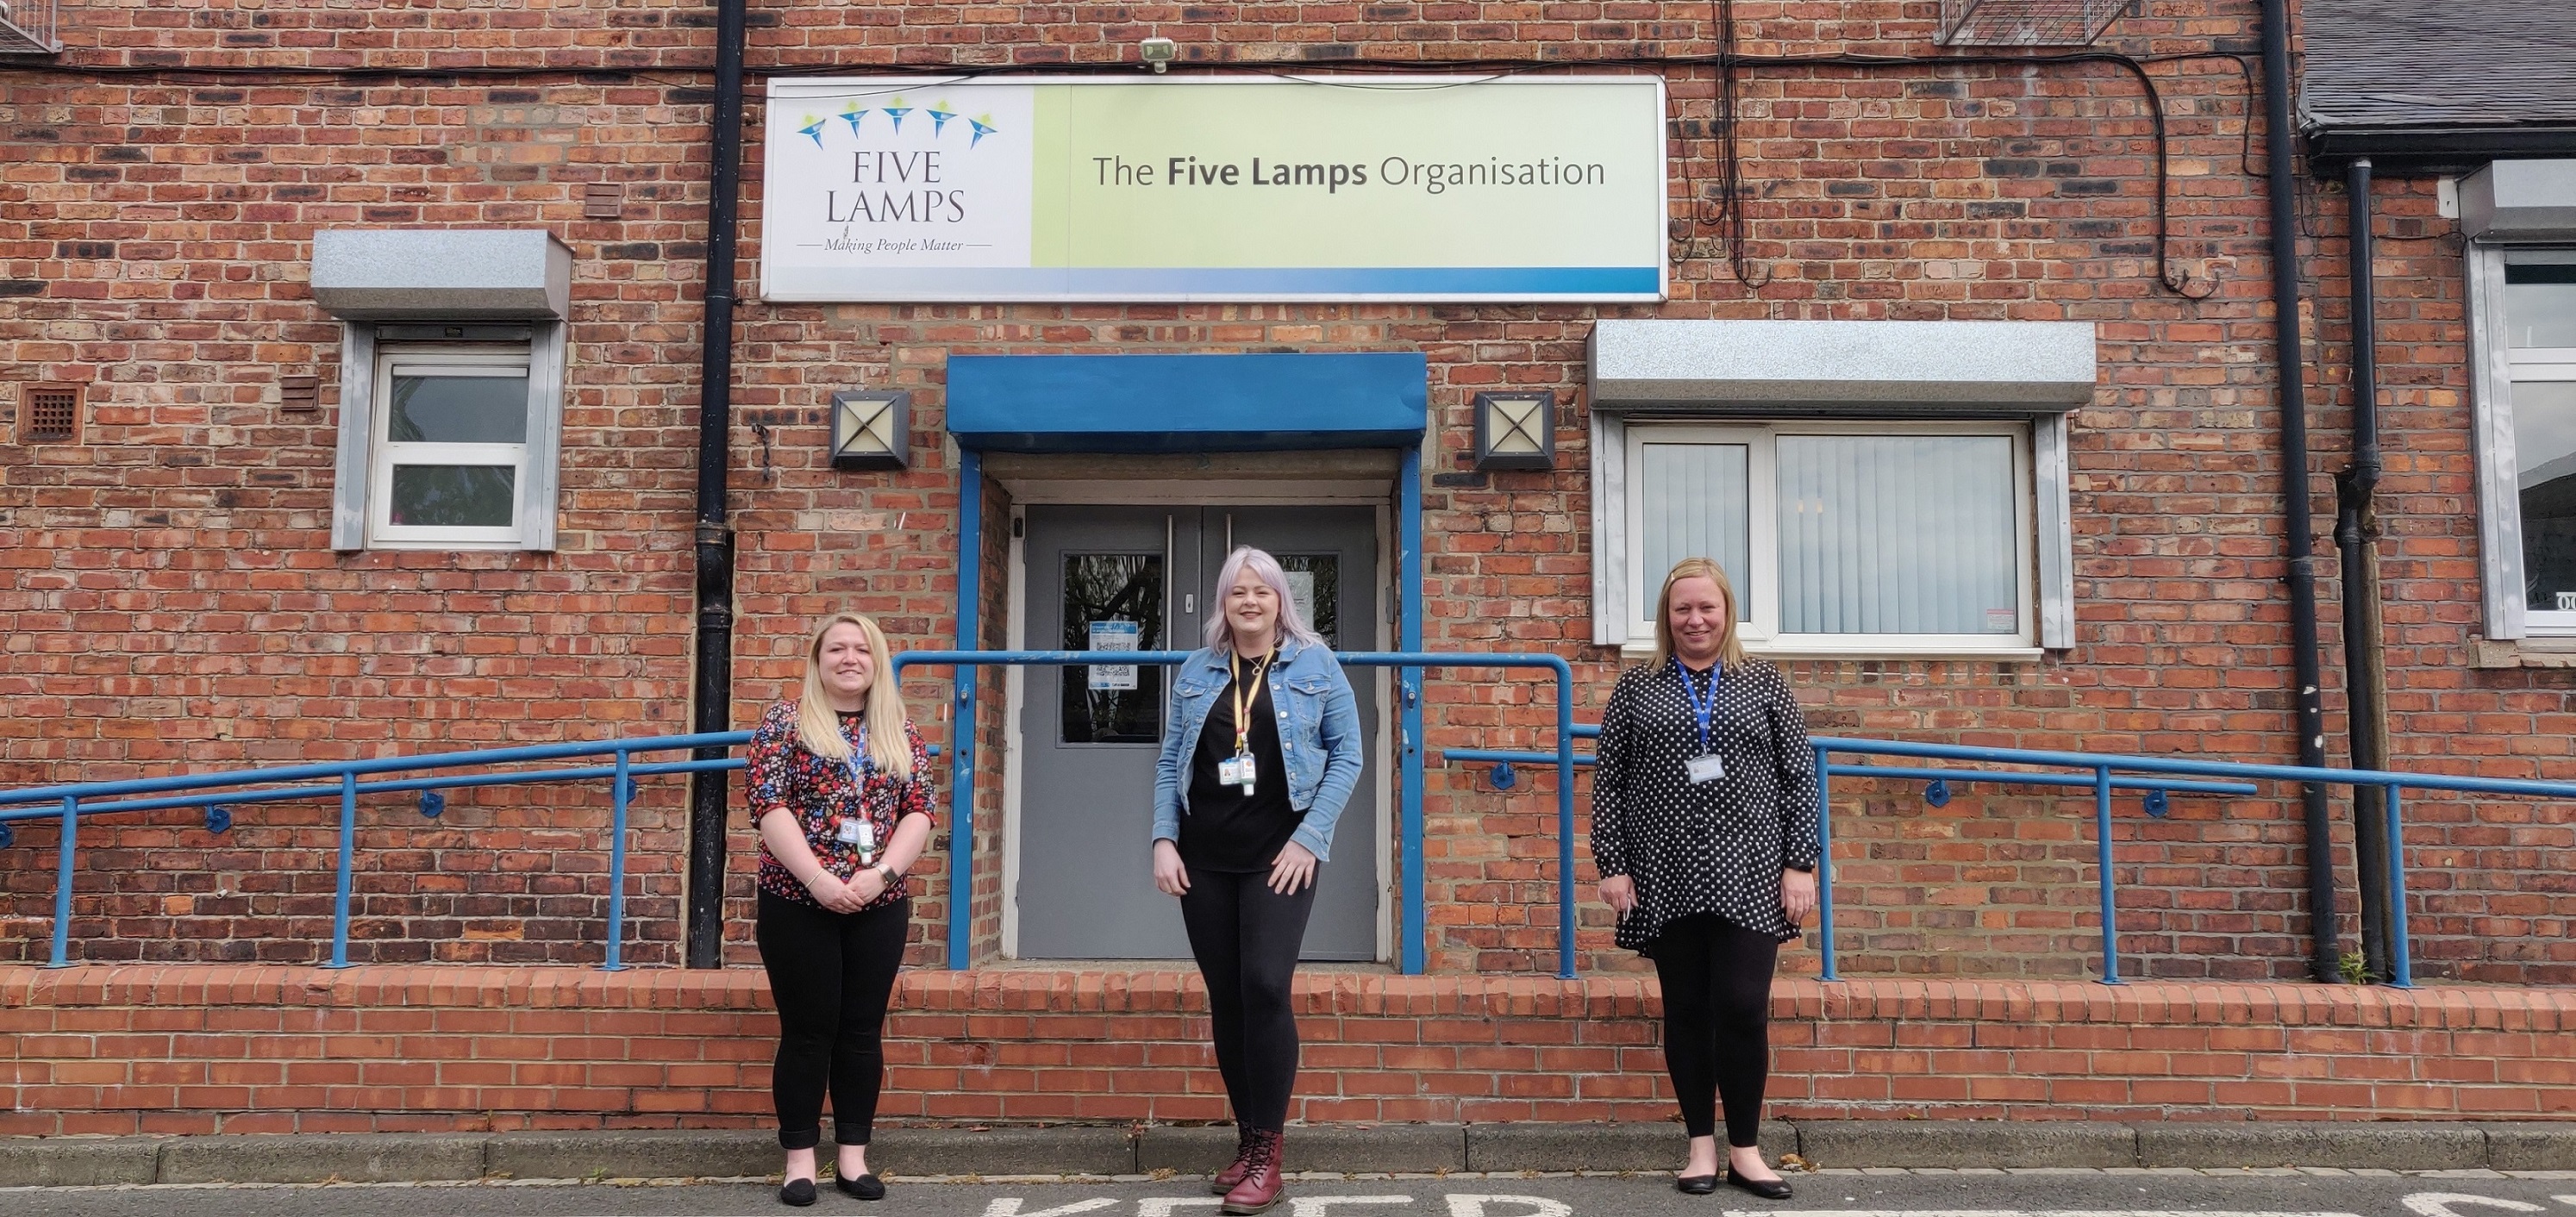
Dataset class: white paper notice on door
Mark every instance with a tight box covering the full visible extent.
[1285,571,1316,631]
[1087,619,1140,690]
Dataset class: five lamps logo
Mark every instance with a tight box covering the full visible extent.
[794,95,999,228]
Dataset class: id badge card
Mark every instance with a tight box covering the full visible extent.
[1217,752,1258,794]
[834,816,871,847]
[1685,753,1726,784]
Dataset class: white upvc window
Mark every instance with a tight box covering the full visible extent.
[2473,247,2576,636]
[368,346,535,546]
[329,321,566,552]
[1616,420,2040,656]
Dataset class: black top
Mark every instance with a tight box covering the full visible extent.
[1589,657,1821,951]
[1180,652,1297,873]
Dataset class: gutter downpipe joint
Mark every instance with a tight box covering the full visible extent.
[685,0,748,969]
[2262,0,2342,983]
[2335,157,2396,981]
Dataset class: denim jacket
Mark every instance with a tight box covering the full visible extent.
[1151,636,1364,864]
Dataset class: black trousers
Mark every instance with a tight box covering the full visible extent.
[1177,868,1318,1133]
[754,889,910,1150]
[1649,914,1781,1146]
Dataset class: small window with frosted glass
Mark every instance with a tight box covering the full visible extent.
[1626,422,2035,652]
[367,347,535,547]
[2504,250,2576,630]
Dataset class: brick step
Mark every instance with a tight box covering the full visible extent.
[4,966,2570,1135]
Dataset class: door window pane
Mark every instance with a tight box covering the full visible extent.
[388,465,517,527]
[2514,377,2576,612]
[1776,434,2019,634]
[1060,553,1165,744]
[389,369,530,443]
[1274,554,1340,646]
[1638,441,1753,620]
[2504,255,2576,349]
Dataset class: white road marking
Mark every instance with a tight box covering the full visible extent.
[1137,1200,1225,1217]
[1445,1196,1574,1217]
[982,1199,1122,1217]
[2404,1196,2548,1217]
[1289,1195,1413,1216]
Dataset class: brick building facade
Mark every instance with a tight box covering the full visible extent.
[3,0,2572,1002]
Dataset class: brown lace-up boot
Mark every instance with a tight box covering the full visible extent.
[1210,1125,1256,1195]
[1221,1128,1285,1214]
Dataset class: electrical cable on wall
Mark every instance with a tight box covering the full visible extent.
[4,35,2257,300]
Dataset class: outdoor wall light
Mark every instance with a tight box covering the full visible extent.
[1141,36,1178,72]
[1471,390,1555,471]
[830,389,910,471]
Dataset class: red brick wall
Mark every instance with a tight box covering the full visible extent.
[3,0,2571,983]
[2,964,2568,1135]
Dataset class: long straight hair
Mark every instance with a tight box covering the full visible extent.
[794,612,915,781]
[1651,557,1748,668]
[1203,546,1327,652]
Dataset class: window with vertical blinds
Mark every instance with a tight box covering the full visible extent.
[1627,422,2035,651]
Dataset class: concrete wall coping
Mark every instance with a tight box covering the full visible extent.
[1,1122,2569,1185]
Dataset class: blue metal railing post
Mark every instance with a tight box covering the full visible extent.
[1813,743,1836,982]
[2385,782,2413,988]
[48,795,78,967]
[329,771,357,969]
[2094,764,2120,984]
[604,747,632,972]
[1397,446,1427,976]
[1553,651,1576,981]
[947,449,981,972]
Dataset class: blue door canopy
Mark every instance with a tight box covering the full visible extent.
[946,352,1428,452]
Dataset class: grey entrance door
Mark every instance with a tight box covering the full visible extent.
[1018,504,1381,961]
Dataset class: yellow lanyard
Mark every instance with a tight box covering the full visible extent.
[1229,649,1275,757]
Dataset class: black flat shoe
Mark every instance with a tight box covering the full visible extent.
[835,1172,886,1201]
[778,1177,817,1208]
[1724,1171,1792,1201]
[1676,1175,1719,1195]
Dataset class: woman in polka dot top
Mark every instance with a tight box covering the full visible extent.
[1591,557,1821,1201]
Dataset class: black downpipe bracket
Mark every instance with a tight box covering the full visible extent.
[2335,158,2395,980]
[2260,0,2342,983]
[685,0,749,970]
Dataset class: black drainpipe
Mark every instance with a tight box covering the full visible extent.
[685,0,748,969]
[2334,158,2394,980]
[2260,0,2341,983]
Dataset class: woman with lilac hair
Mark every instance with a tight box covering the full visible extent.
[1151,546,1363,1215]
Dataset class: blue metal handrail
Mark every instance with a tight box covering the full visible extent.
[1441,732,2576,987]
[2,732,753,971]
[891,650,1581,977]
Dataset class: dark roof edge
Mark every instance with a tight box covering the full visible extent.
[2305,127,2576,174]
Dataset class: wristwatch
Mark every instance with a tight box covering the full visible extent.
[875,863,898,885]
[1785,861,1816,874]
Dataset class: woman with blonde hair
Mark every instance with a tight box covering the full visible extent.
[1591,558,1819,1201]
[1151,546,1364,1215]
[745,612,935,1207]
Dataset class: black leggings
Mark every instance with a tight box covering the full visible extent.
[1177,869,1319,1133]
[754,890,910,1150]
[1649,914,1781,1146]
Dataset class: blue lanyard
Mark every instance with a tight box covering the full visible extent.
[1674,660,1720,755]
[841,721,872,803]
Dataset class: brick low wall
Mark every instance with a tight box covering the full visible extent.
[1,965,2569,1137]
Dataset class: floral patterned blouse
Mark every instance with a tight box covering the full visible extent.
[746,701,935,912]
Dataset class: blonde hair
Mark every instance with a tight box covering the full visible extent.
[1651,558,1748,668]
[793,613,914,782]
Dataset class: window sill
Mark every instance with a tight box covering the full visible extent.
[1618,640,2047,664]
[2470,637,2576,669]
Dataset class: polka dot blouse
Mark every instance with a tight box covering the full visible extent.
[1589,657,1822,949]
